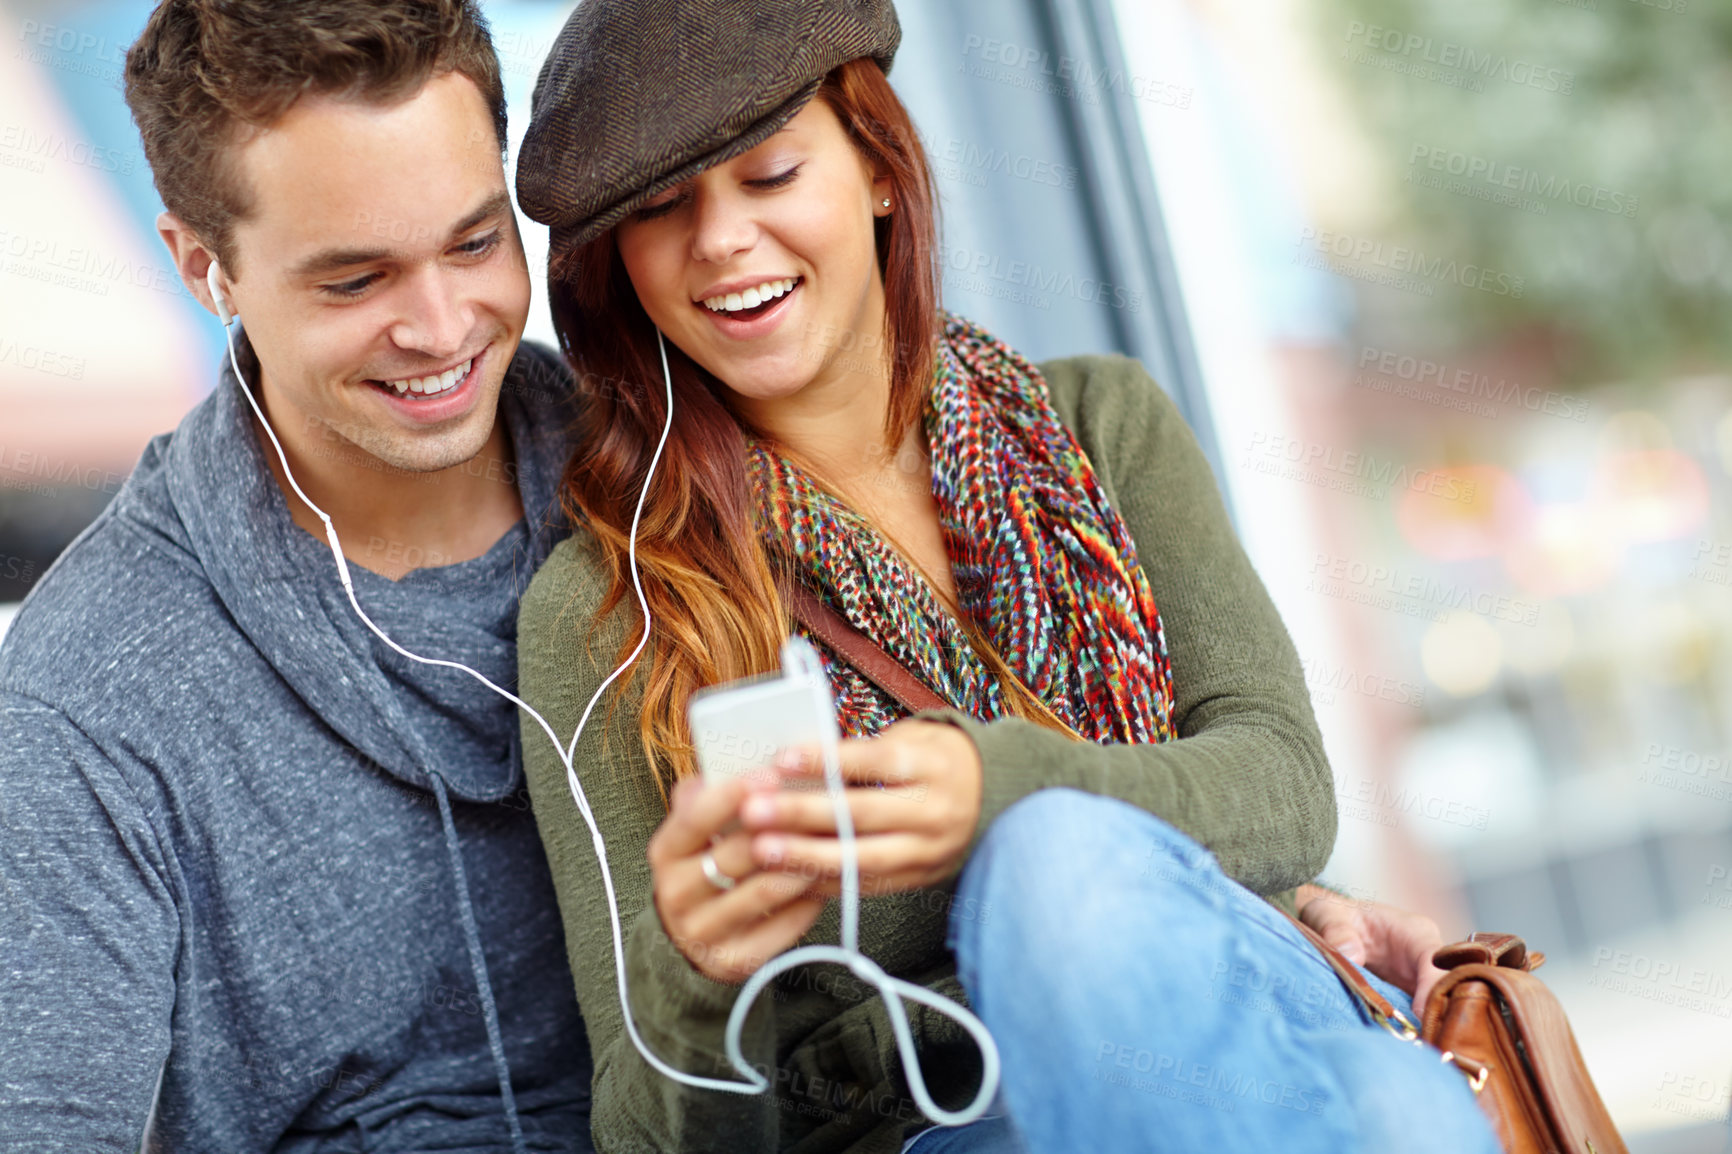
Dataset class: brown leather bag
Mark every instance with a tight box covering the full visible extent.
[1288,916,1629,1154]
[783,579,1629,1152]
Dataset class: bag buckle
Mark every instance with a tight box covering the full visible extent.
[1395,1020,1492,1097]
[1372,1005,1420,1043]
[1438,1050,1491,1094]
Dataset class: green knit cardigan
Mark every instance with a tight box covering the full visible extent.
[517,354,1337,1154]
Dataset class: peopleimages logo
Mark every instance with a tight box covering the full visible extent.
[15,20,127,61]
[1306,552,1541,627]
[1636,743,1732,803]
[1342,21,1575,94]
[1706,865,1732,913]
[0,445,126,497]
[1654,1070,1729,1126]
[12,19,127,91]
[0,337,86,380]
[960,35,1194,110]
[1589,948,1732,1018]
[1093,1041,1328,1115]
[925,134,1080,191]
[1,228,193,301]
[1296,229,1525,298]
[0,123,135,176]
[0,554,35,584]
[1300,656,1425,709]
[1243,431,1478,503]
[1357,346,1590,422]
[937,243,1143,313]
[1408,145,1639,218]
[1332,774,1490,832]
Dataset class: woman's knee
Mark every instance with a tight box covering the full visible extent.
[948,791,1244,1023]
[966,788,1214,899]
[952,788,1225,963]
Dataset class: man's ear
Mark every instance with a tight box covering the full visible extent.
[158,212,226,320]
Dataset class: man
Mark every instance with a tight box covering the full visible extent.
[0,1,591,1149]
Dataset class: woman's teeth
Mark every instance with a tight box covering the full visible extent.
[703,277,798,313]
[382,358,471,397]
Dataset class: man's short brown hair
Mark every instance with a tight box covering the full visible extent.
[124,0,508,272]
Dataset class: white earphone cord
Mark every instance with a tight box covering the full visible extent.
[212,279,998,1124]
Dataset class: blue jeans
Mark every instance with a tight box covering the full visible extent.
[901,789,1501,1154]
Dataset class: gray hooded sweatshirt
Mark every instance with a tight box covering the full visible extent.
[0,340,594,1152]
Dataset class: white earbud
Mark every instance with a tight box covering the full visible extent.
[206,261,232,326]
[206,284,998,1123]
[208,254,355,596]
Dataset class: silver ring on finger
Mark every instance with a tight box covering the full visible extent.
[700,849,738,891]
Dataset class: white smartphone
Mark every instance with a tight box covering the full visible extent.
[688,637,837,792]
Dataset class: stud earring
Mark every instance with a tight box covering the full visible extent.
[881,198,891,208]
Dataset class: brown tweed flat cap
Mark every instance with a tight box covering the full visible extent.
[516,0,900,250]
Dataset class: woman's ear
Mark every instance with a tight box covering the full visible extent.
[872,173,894,217]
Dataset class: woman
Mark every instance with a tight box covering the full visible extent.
[511,2,1501,1152]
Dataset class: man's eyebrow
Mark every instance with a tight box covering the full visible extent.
[288,244,395,280]
[288,191,514,279]
[448,190,514,241]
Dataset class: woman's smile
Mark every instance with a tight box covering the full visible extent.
[694,274,805,339]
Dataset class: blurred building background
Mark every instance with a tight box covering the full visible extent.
[1,0,1727,1147]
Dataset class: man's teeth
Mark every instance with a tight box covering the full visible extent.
[702,277,797,313]
[384,358,471,396]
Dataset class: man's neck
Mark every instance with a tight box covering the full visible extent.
[251,382,524,582]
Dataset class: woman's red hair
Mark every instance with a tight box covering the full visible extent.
[548,59,941,794]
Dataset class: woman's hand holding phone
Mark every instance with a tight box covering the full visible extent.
[648,775,827,983]
[738,718,984,898]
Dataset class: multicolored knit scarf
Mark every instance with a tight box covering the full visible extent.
[748,314,1176,746]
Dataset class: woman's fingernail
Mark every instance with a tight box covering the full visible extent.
[743,796,775,824]
[773,748,805,771]
[757,836,785,865]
